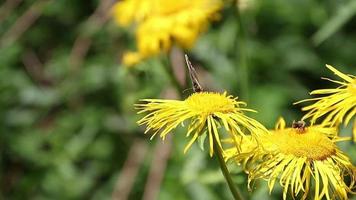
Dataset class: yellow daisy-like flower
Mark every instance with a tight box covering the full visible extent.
[112,0,152,26]
[226,117,356,200]
[136,91,268,157]
[295,65,356,141]
[112,0,222,65]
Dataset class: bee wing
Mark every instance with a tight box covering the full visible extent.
[185,54,203,92]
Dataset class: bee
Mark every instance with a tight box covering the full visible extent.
[292,120,306,132]
[185,54,203,93]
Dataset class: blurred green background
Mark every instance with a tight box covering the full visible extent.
[1,0,356,199]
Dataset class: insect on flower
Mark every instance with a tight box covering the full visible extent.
[296,65,356,126]
[185,54,203,93]
[225,117,356,200]
[136,55,268,156]
[292,120,306,133]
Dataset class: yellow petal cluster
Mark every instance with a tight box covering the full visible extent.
[296,65,356,141]
[136,92,268,156]
[226,117,356,200]
[112,0,222,65]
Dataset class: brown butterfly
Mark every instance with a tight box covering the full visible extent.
[185,54,203,93]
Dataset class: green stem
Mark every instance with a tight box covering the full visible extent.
[164,49,243,199]
[235,2,249,101]
[213,138,245,200]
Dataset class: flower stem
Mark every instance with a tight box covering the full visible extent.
[164,49,244,199]
[213,137,245,200]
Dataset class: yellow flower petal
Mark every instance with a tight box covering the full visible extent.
[122,52,143,66]
[326,64,354,83]
[296,65,356,128]
[112,0,223,64]
[137,92,267,156]
[226,117,356,200]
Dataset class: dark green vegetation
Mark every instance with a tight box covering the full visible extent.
[1,0,356,199]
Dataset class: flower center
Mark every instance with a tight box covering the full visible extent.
[185,92,237,115]
[266,128,336,160]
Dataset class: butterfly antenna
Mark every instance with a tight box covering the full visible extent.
[185,54,203,93]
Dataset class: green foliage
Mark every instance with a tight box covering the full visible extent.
[1,0,356,200]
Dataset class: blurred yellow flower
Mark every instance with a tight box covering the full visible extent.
[226,117,356,200]
[295,65,356,140]
[122,52,143,67]
[112,0,222,65]
[136,91,267,157]
[112,0,152,26]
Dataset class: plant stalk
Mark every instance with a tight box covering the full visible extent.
[165,49,244,200]
[213,137,245,200]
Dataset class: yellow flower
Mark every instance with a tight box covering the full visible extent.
[112,0,152,26]
[122,52,143,67]
[226,117,356,200]
[136,91,267,157]
[296,65,356,126]
[112,0,222,65]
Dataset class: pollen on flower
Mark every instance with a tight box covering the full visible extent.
[185,92,239,115]
[269,127,337,160]
[227,117,355,200]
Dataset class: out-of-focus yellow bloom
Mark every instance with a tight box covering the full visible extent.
[136,91,268,157]
[226,117,356,200]
[112,0,151,26]
[295,65,356,140]
[112,0,222,65]
[122,52,143,67]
